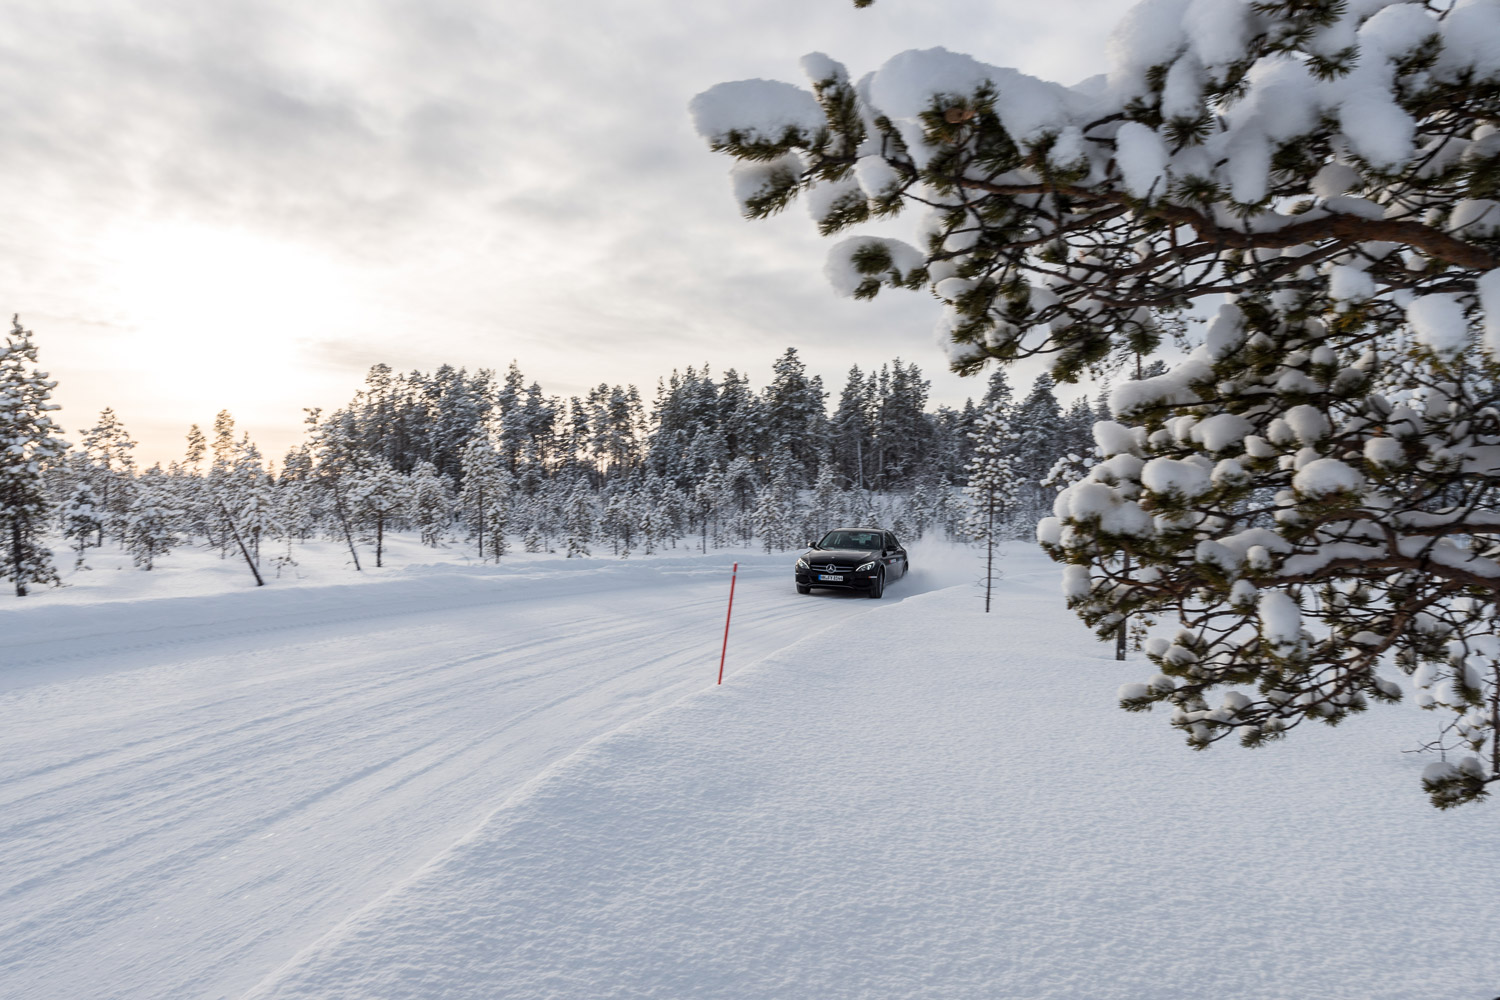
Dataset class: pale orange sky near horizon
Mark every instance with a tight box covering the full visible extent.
[3,0,1128,467]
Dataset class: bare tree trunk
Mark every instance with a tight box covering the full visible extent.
[1115,551,1131,660]
[12,516,27,597]
[1115,357,1145,659]
[218,500,265,587]
[332,489,362,571]
[376,513,384,568]
[1490,664,1499,779]
[984,495,994,613]
[98,476,108,549]
[474,487,485,559]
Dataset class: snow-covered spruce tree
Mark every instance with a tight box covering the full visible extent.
[347,462,409,568]
[564,480,595,557]
[695,463,724,551]
[830,365,872,488]
[638,482,663,556]
[965,403,1020,612]
[184,424,207,474]
[1010,375,1065,521]
[206,412,240,559]
[908,479,932,538]
[124,468,182,571]
[808,461,845,536]
[762,347,829,478]
[170,440,214,547]
[601,485,637,557]
[751,464,799,552]
[721,456,758,545]
[658,480,689,548]
[458,435,508,559]
[695,0,1500,806]
[482,486,511,563]
[236,482,274,568]
[227,434,271,564]
[60,483,103,570]
[0,317,68,596]
[522,514,544,554]
[79,407,136,547]
[408,461,452,547]
[273,473,318,545]
[267,477,312,578]
[869,359,932,488]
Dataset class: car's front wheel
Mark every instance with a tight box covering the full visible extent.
[796,584,811,595]
[869,568,884,599]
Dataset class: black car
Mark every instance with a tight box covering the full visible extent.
[795,527,908,598]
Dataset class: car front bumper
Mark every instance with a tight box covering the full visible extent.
[796,568,878,591]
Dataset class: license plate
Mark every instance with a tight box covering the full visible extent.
[817,574,844,581]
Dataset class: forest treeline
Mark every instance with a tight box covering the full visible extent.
[312,348,1097,493]
[7,330,1114,586]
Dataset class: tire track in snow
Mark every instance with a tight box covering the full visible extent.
[242,583,909,1000]
[0,558,912,1000]
[2,581,743,807]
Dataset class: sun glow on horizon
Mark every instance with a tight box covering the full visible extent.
[101,222,365,402]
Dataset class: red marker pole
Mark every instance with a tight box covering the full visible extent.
[718,562,738,685]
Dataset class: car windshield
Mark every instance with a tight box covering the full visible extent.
[817,531,882,551]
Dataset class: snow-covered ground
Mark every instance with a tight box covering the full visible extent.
[0,537,970,999]
[4,540,1500,1000]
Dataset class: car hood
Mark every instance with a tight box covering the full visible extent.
[802,548,878,564]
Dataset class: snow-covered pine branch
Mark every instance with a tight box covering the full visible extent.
[692,1,1500,379]
[694,0,1500,807]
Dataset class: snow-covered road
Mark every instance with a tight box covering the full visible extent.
[0,551,953,1000]
[14,543,1496,1000]
[246,549,1500,1000]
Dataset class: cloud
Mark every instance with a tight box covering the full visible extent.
[0,0,1122,462]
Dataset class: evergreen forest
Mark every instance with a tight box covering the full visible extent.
[4,328,1109,585]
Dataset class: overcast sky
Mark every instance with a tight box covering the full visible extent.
[1,0,1125,466]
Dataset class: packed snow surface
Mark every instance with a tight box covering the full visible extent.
[4,541,1500,1000]
[2,539,951,1000]
[244,548,1500,1000]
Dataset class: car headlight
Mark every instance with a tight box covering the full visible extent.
[856,561,876,573]
[796,558,809,570]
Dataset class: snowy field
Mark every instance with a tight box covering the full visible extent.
[4,539,1500,1000]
